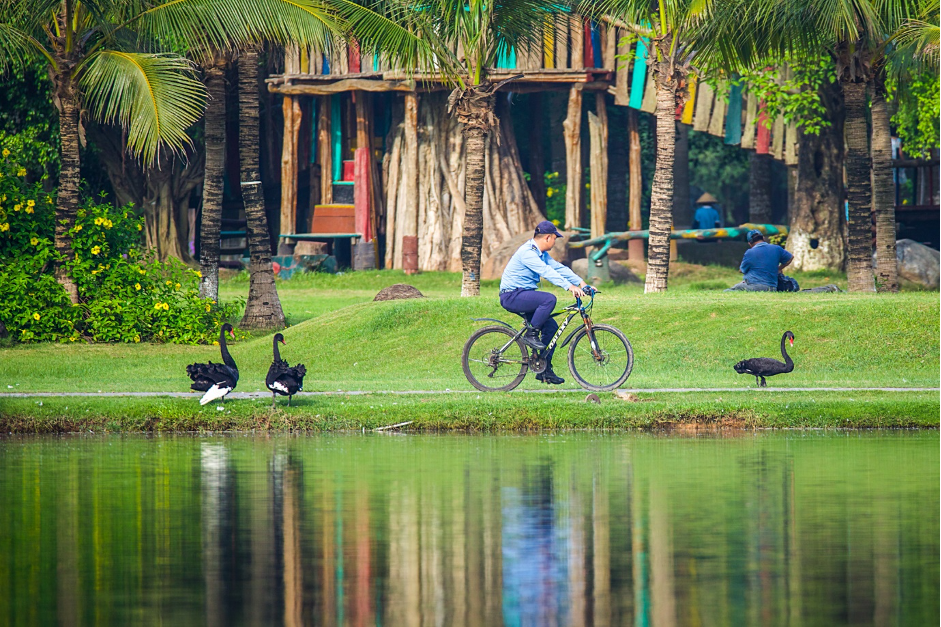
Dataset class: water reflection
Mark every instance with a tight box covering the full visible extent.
[0,432,937,626]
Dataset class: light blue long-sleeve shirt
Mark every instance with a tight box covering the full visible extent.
[499,239,583,292]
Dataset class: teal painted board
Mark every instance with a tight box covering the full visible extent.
[496,46,517,69]
[724,80,743,145]
[331,94,342,183]
[628,39,648,109]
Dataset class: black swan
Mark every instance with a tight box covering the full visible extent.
[266,333,306,407]
[734,331,795,387]
[186,323,239,404]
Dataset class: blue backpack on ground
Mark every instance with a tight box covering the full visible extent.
[777,275,800,292]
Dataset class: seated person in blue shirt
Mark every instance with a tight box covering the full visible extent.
[500,221,591,385]
[726,229,793,291]
[692,193,722,230]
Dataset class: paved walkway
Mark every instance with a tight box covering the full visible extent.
[1,387,937,399]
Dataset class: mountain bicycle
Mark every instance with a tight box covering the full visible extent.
[461,288,633,392]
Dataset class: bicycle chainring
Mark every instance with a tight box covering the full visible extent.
[528,352,547,374]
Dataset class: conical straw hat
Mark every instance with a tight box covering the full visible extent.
[696,192,718,204]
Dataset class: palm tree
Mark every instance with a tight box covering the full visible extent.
[384,0,568,296]
[237,47,286,329]
[588,1,716,293]
[0,2,208,301]
[198,54,230,302]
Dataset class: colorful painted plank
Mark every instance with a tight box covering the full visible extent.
[785,122,798,165]
[741,92,758,149]
[640,68,657,113]
[353,147,371,242]
[755,101,771,154]
[771,114,785,159]
[693,80,713,131]
[543,17,554,68]
[724,80,743,145]
[680,75,697,124]
[331,94,342,182]
[613,34,630,106]
[628,39,648,109]
[707,83,727,137]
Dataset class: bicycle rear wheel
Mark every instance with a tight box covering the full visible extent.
[567,324,633,391]
[462,326,528,392]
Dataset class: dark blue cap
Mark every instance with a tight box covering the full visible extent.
[535,220,564,238]
[746,229,763,243]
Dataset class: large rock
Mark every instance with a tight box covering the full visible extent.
[480,230,576,280]
[895,239,939,289]
[571,258,641,284]
[374,284,425,301]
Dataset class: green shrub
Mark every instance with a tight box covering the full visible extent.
[0,156,241,344]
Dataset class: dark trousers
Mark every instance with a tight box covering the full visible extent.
[500,289,559,365]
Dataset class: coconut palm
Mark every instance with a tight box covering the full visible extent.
[379,0,569,296]
[587,1,720,293]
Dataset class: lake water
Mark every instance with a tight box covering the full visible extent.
[0,432,937,626]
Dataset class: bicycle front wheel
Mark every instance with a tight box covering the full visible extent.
[567,324,634,392]
[462,326,529,392]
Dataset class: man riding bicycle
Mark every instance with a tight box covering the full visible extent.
[499,220,591,385]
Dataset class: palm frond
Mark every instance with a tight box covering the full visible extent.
[893,0,939,67]
[79,51,206,165]
[0,23,52,70]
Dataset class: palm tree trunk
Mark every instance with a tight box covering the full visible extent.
[748,152,773,224]
[842,81,875,292]
[54,75,81,304]
[870,78,898,292]
[644,75,676,293]
[461,123,487,296]
[451,85,498,297]
[238,49,286,330]
[199,62,226,301]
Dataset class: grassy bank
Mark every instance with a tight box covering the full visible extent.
[0,391,937,433]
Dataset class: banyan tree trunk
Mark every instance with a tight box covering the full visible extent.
[238,49,286,330]
[199,61,227,301]
[384,92,543,277]
[53,69,81,304]
[787,82,846,272]
[645,72,678,293]
[748,152,773,224]
[870,77,898,292]
[842,81,876,292]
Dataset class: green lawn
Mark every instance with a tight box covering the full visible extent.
[1,390,937,433]
[0,268,938,394]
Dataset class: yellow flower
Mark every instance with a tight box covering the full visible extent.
[163,303,170,311]
[14,204,21,212]
[94,217,103,226]
[138,268,146,275]
[134,335,141,343]
[0,223,8,232]
[166,280,172,286]
[16,168,26,177]
[91,246,101,255]
[212,341,219,346]
[194,270,202,278]
[73,224,82,232]
[135,283,141,291]
[30,237,38,246]
[136,224,142,231]
[46,197,53,204]
[175,283,181,290]
[1,149,9,157]
[26,199,34,207]
[205,304,211,313]
[32,313,40,321]
[25,206,33,214]
[154,302,164,310]
[103,219,112,228]
[546,188,554,198]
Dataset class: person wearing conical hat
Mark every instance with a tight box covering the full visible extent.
[692,192,722,230]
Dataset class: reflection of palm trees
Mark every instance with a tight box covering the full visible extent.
[283,460,303,627]
[201,443,229,627]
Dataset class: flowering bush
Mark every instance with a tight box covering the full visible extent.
[0,155,241,344]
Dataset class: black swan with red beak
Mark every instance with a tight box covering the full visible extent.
[266,333,306,407]
[734,331,795,387]
[187,323,239,404]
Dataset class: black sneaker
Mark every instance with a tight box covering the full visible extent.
[536,369,565,385]
[521,329,545,351]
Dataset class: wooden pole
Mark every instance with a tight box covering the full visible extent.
[589,94,608,240]
[399,92,419,270]
[563,85,583,229]
[318,96,333,206]
[280,95,302,248]
[627,108,643,261]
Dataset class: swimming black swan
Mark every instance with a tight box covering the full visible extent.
[186,323,239,404]
[266,333,306,407]
[734,331,795,387]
